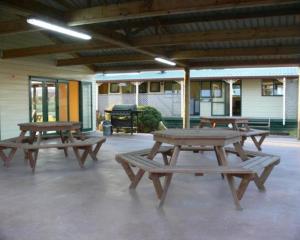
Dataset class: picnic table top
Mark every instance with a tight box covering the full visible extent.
[153,128,241,146]
[18,121,81,132]
[200,116,249,122]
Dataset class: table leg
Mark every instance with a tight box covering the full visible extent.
[2,130,27,167]
[158,145,181,208]
[129,141,162,189]
[233,142,249,161]
[215,146,242,210]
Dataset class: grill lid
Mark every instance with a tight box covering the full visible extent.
[112,104,137,111]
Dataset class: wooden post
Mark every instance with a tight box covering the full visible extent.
[229,80,233,117]
[183,68,190,128]
[282,77,286,126]
[297,75,300,140]
[135,82,140,106]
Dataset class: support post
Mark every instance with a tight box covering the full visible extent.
[224,79,236,117]
[282,77,286,126]
[229,80,233,117]
[183,68,190,128]
[135,82,140,106]
[298,73,300,140]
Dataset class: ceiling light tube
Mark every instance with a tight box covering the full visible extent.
[154,57,176,66]
[27,18,92,40]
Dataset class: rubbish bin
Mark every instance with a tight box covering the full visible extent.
[102,120,112,136]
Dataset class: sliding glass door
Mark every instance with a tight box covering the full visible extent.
[30,78,93,131]
[30,78,68,123]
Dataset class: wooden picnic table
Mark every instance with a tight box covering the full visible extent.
[116,128,280,209]
[144,128,248,207]
[199,116,269,151]
[199,116,250,130]
[18,121,81,144]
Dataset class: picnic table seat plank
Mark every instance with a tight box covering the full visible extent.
[0,136,36,167]
[116,150,280,209]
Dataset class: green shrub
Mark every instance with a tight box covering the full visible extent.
[137,105,162,133]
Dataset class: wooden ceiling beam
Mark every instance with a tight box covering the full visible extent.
[2,25,299,59]
[0,19,42,35]
[0,0,63,19]
[190,58,300,68]
[0,41,112,59]
[95,64,181,73]
[56,46,300,66]
[133,26,300,47]
[2,25,300,59]
[94,58,300,73]
[66,0,299,25]
[108,8,300,31]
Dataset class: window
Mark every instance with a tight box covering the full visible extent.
[99,83,108,94]
[150,82,161,92]
[110,83,120,93]
[232,82,241,96]
[200,81,211,97]
[262,79,283,96]
[139,82,148,93]
[121,83,136,94]
[211,82,222,97]
[164,81,181,94]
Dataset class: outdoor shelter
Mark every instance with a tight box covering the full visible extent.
[0,0,300,139]
[1,1,300,240]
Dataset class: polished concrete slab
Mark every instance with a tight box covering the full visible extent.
[0,133,299,240]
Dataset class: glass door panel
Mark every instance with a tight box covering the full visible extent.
[46,82,57,122]
[31,81,44,122]
[81,82,93,131]
[58,83,68,121]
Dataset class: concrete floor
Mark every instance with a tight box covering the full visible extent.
[0,133,299,240]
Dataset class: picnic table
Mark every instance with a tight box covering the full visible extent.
[0,122,106,171]
[199,116,269,151]
[116,128,280,209]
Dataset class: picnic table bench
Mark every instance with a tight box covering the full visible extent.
[116,148,280,210]
[22,137,106,173]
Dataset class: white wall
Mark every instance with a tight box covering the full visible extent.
[0,58,95,139]
[286,79,298,119]
[241,79,282,118]
[241,79,298,119]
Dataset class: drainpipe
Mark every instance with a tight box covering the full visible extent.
[282,77,286,126]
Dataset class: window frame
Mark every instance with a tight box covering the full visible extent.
[261,79,283,96]
[109,83,120,94]
[150,81,161,93]
[139,82,148,93]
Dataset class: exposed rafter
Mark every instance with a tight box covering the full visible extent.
[66,0,299,25]
[0,0,185,69]
[94,58,300,73]
[56,46,300,66]
[2,25,300,59]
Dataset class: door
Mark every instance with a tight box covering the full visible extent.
[30,78,70,122]
[232,80,241,116]
[80,82,93,131]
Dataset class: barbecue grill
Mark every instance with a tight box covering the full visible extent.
[104,104,141,135]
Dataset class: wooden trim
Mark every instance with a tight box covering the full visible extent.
[66,0,299,25]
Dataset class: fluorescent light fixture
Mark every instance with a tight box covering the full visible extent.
[154,57,176,66]
[27,18,92,40]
